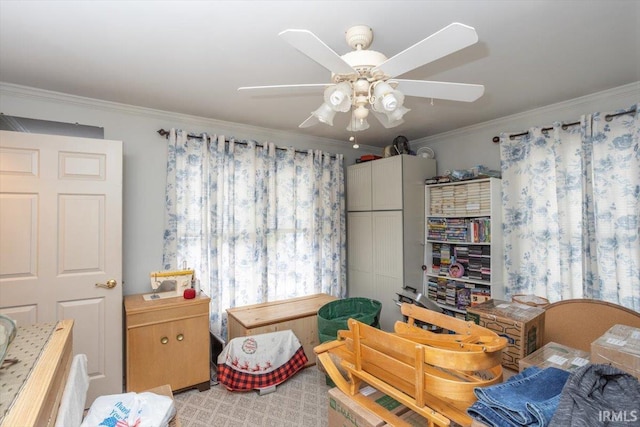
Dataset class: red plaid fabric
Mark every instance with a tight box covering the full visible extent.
[217,346,308,391]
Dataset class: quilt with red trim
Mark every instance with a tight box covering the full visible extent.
[217,329,308,391]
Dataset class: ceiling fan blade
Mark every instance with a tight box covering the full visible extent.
[238,83,330,93]
[279,29,356,75]
[299,115,320,128]
[395,79,485,102]
[373,23,479,78]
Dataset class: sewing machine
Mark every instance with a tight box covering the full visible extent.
[144,269,194,301]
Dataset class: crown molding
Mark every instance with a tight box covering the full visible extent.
[0,82,380,154]
[8,80,631,154]
[412,81,640,146]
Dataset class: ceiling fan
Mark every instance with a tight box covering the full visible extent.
[239,23,485,132]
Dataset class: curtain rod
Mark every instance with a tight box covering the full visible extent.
[157,129,338,158]
[491,107,637,143]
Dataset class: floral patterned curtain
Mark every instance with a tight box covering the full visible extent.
[500,104,639,311]
[162,129,346,337]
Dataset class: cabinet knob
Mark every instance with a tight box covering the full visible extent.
[176,334,184,342]
[160,336,169,344]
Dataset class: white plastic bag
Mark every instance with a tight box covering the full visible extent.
[80,391,175,427]
[137,392,176,427]
[81,392,138,427]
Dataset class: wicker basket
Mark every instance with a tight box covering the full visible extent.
[512,294,550,308]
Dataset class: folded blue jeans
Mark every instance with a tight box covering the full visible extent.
[472,367,569,426]
[468,400,521,427]
[468,366,541,427]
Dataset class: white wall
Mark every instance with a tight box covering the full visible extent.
[412,82,640,175]
[2,82,638,296]
[0,83,373,296]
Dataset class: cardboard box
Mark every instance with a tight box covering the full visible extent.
[591,324,640,379]
[328,386,407,427]
[466,299,545,371]
[395,410,464,427]
[396,410,425,427]
[519,341,590,372]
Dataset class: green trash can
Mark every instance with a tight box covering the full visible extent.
[317,297,382,386]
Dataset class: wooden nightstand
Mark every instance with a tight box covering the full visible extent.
[124,293,211,393]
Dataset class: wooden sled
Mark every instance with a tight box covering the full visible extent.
[315,303,507,427]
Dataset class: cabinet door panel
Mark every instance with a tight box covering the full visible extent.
[347,212,374,299]
[347,212,373,270]
[348,268,374,299]
[372,211,403,332]
[372,211,403,278]
[127,315,209,391]
[167,316,210,390]
[372,157,402,210]
[373,274,404,331]
[346,163,372,211]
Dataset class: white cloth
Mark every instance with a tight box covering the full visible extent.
[217,329,302,375]
[55,354,89,427]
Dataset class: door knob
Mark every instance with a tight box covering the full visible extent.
[161,337,169,344]
[176,334,184,341]
[95,279,117,289]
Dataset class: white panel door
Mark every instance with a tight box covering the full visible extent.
[0,130,123,406]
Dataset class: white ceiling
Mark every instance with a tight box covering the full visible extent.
[1,1,638,148]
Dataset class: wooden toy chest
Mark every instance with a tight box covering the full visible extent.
[226,293,337,366]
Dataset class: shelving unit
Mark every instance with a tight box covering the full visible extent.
[423,178,503,318]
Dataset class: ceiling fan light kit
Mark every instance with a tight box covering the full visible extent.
[239,23,485,133]
[311,102,337,126]
[346,116,370,132]
[324,82,352,112]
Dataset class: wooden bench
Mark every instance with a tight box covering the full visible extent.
[315,304,507,427]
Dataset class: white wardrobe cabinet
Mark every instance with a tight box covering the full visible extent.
[346,155,436,331]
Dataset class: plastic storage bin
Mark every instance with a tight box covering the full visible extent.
[317,297,382,343]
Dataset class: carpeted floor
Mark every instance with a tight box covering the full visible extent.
[173,366,331,427]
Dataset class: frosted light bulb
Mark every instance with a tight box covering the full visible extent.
[382,94,398,111]
[330,91,345,106]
